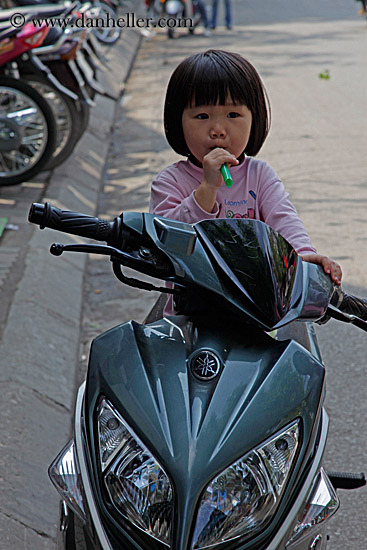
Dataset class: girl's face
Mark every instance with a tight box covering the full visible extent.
[182,98,252,165]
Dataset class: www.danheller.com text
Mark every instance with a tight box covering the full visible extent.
[26,12,194,30]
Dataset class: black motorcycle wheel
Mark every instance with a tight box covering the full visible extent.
[93,2,121,45]
[0,77,57,186]
[22,75,90,171]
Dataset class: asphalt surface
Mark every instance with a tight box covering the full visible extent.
[0,0,366,548]
[0,26,141,547]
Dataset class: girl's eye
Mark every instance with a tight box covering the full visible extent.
[227,112,240,118]
[195,113,209,120]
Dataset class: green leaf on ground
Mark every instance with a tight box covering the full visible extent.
[0,218,8,239]
[319,69,330,80]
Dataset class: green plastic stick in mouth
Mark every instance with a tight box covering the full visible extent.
[221,164,233,188]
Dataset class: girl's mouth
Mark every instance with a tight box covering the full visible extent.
[210,146,229,152]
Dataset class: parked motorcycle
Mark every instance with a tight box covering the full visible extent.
[28,201,367,550]
[0,6,81,174]
[0,2,114,179]
[90,0,121,45]
[23,10,116,166]
[0,23,58,185]
[7,0,122,44]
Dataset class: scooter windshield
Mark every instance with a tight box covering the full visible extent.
[195,218,300,326]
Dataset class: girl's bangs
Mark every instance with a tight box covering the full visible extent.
[186,60,249,108]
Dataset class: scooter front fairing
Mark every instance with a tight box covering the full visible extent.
[56,312,332,550]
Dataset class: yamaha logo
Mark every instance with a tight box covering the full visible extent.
[190,350,221,381]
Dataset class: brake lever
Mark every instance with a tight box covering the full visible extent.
[50,242,122,257]
[326,304,367,332]
[50,242,182,295]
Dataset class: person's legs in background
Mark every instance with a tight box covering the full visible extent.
[224,0,232,29]
[196,0,211,35]
[211,0,219,28]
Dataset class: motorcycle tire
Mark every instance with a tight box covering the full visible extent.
[47,100,90,171]
[76,100,91,142]
[0,77,57,187]
[93,2,121,45]
[23,74,90,171]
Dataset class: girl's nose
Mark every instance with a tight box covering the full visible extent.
[209,125,226,139]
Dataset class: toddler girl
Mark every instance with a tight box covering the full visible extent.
[149,50,342,306]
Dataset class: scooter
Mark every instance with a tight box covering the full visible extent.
[0,23,59,185]
[7,0,122,44]
[1,2,112,106]
[28,201,367,550]
[1,3,114,177]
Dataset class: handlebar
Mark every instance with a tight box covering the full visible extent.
[28,201,176,292]
[28,202,367,328]
[321,286,367,330]
[338,291,367,321]
[28,202,121,245]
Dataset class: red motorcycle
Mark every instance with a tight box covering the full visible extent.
[0,2,112,181]
[0,20,57,185]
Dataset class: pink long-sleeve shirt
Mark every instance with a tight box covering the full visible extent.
[149,156,316,255]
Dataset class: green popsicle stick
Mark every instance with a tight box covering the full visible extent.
[221,164,233,188]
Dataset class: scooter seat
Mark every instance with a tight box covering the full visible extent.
[0,21,13,32]
[13,0,63,5]
[0,4,75,21]
[41,27,64,45]
[0,22,23,40]
[0,10,65,42]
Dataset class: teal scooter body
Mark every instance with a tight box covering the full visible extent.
[85,313,326,549]
[28,203,352,550]
[79,216,336,549]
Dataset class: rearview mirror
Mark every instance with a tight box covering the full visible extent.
[154,217,196,256]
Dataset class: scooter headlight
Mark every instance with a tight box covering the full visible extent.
[97,398,174,546]
[191,422,300,549]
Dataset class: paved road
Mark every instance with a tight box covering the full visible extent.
[0,0,365,547]
[80,1,367,549]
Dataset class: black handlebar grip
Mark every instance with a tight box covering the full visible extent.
[339,292,367,321]
[28,202,120,244]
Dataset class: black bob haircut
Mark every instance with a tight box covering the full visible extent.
[164,49,271,158]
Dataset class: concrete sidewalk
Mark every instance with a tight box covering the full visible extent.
[0,29,141,547]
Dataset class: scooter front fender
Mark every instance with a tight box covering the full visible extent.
[30,55,79,100]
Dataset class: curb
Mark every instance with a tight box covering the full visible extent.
[0,29,141,547]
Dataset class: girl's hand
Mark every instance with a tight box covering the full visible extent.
[194,148,239,213]
[202,148,239,189]
[301,253,342,285]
